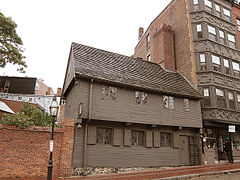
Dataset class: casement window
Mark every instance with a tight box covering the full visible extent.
[102,86,117,101]
[200,54,206,70]
[146,34,150,47]
[216,88,226,108]
[211,54,221,72]
[223,59,230,75]
[237,19,240,31]
[232,61,240,78]
[204,0,212,12]
[135,91,148,104]
[132,130,145,146]
[160,132,172,147]
[202,88,210,106]
[227,34,236,49]
[215,4,221,17]
[96,127,113,145]
[163,96,174,109]
[228,92,235,109]
[223,8,231,21]
[208,25,216,41]
[193,0,199,10]
[197,24,203,38]
[237,94,240,109]
[184,98,190,111]
[219,30,225,45]
[147,54,151,62]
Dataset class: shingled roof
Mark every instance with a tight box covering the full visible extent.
[70,42,201,99]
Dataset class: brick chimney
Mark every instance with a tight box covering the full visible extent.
[138,27,144,40]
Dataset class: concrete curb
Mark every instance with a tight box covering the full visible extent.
[156,169,240,180]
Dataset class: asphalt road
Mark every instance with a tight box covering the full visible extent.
[190,171,240,180]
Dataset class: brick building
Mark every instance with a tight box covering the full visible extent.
[134,0,240,163]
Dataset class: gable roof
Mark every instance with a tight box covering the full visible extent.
[64,42,201,99]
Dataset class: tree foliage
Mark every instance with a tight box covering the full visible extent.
[0,11,27,72]
[0,103,52,128]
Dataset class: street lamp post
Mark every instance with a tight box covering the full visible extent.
[47,96,59,180]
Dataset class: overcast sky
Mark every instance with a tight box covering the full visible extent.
[1,0,172,93]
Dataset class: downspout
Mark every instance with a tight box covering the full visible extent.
[83,78,93,175]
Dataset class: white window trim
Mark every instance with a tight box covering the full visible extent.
[193,0,198,5]
[216,88,224,97]
[223,59,229,68]
[204,0,212,8]
[228,92,234,100]
[219,30,225,38]
[200,54,206,63]
[228,34,235,43]
[237,94,240,102]
[208,25,216,35]
[197,24,202,32]
[212,54,220,65]
[223,8,230,17]
[215,4,220,12]
[232,62,240,71]
[204,88,209,97]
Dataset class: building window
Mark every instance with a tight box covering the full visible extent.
[216,88,226,108]
[146,34,150,47]
[18,96,22,100]
[211,54,221,72]
[28,97,33,102]
[227,34,236,49]
[228,92,235,109]
[223,59,230,75]
[215,4,221,17]
[147,54,151,62]
[237,19,240,31]
[200,54,206,70]
[232,61,240,78]
[184,98,190,111]
[208,25,216,41]
[197,24,203,38]
[204,0,212,12]
[193,0,199,10]
[237,94,240,109]
[160,132,172,147]
[102,86,117,101]
[223,8,231,21]
[163,96,174,109]
[135,91,148,104]
[219,30,225,45]
[96,127,113,145]
[202,88,210,106]
[132,130,145,146]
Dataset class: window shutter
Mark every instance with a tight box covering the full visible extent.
[124,129,131,147]
[173,132,179,148]
[113,128,121,146]
[153,130,160,147]
[146,130,153,148]
[87,126,96,145]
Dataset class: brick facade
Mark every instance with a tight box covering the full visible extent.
[232,4,240,49]
[0,118,74,178]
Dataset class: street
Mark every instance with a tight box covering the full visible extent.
[191,171,240,180]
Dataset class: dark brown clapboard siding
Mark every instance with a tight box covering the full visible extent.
[63,52,75,95]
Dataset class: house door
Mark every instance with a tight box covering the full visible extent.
[179,136,190,165]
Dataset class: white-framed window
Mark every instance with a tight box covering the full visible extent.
[215,4,221,17]
[216,88,224,96]
[211,54,221,72]
[237,19,240,31]
[223,8,231,21]
[237,94,240,102]
[197,24,203,38]
[228,92,235,109]
[193,0,198,5]
[232,62,240,71]
[208,25,216,41]
[193,0,199,10]
[204,88,209,96]
[228,92,234,100]
[135,91,148,104]
[200,54,206,63]
[163,95,174,109]
[204,0,212,11]
[223,59,229,68]
[219,30,225,44]
[146,34,150,47]
[147,54,151,62]
[228,34,235,42]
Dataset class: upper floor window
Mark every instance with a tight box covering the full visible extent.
[147,54,151,62]
[237,94,240,109]
[184,98,190,111]
[215,4,221,17]
[223,8,231,21]
[197,24,203,38]
[96,127,113,145]
[237,19,240,31]
[200,54,206,70]
[102,86,117,101]
[232,61,240,78]
[223,59,230,75]
[216,88,226,108]
[204,0,212,12]
[211,54,221,72]
[219,30,225,45]
[228,92,235,109]
[202,88,210,106]
[163,96,174,109]
[160,132,172,147]
[193,0,199,10]
[227,34,236,49]
[204,88,209,97]
[146,34,150,47]
[208,25,216,41]
[135,91,148,104]
[132,130,145,146]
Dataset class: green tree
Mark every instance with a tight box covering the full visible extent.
[0,103,52,128]
[0,11,26,72]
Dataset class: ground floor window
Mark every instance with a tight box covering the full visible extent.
[160,132,172,147]
[96,127,113,145]
[132,130,145,146]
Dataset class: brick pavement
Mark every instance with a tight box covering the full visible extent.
[1,162,240,180]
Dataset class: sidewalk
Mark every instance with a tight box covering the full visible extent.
[2,162,240,180]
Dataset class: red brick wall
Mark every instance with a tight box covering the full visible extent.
[232,4,240,50]
[0,118,74,178]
